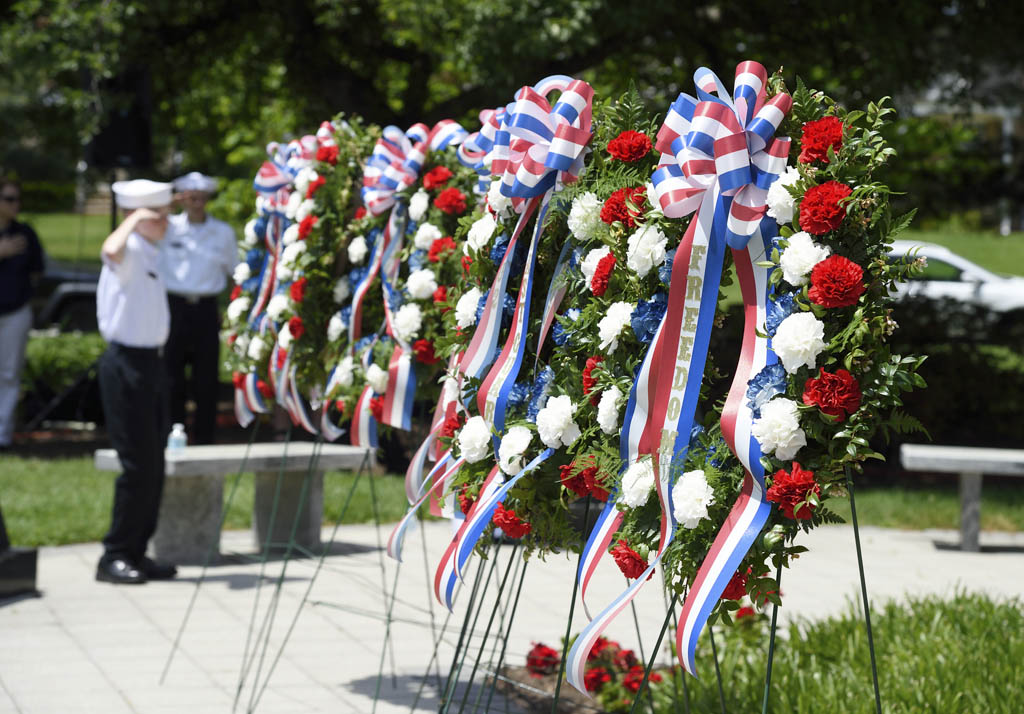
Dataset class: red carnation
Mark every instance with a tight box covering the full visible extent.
[492,502,531,539]
[297,215,318,240]
[257,379,273,398]
[526,642,560,677]
[767,462,821,520]
[584,667,612,692]
[306,175,326,199]
[369,396,384,422]
[591,253,616,297]
[423,166,453,190]
[354,206,367,220]
[227,333,237,345]
[231,371,245,388]
[428,236,457,263]
[287,315,305,340]
[611,540,651,580]
[588,637,617,661]
[461,255,473,274]
[736,606,756,620]
[607,130,652,163]
[458,489,476,516]
[413,338,440,365]
[316,144,339,165]
[559,463,589,498]
[802,368,862,421]
[623,665,662,692]
[583,466,610,501]
[433,285,449,312]
[614,648,639,670]
[441,411,464,439]
[582,356,604,405]
[434,187,467,215]
[600,187,647,228]
[230,285,242,301]
[334,399,346,416]
[799,180,851,235]
[808,254,865,308]
[289,277,308,303]
[799,116,844,164]
[720,570,748,601]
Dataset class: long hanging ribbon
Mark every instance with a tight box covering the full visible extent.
[319,365,348,442]
[387,452,460,561]
[350,385,378,449]
[378,203,417,430]
[348,227,387,343]
[566,61,791,694]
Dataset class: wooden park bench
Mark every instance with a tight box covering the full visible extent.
[899,443,1024,551]
[94,442,374,564]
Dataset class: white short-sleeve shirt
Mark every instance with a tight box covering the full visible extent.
[97,232,170,348]
[160,213,237,297]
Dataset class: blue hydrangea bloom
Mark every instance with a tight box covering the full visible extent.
[551,308,580,346]
[355,335,376,354]
[349,266,368,287]
[385,282,403,312]
[405,219,417,236]
[508,381,530,407]
[631,293,668,344]
[526,367,555,423]
[243,276,260,293]
[659,249,675,286]
[490,233,510,265]
[253,217,268,240]
[408,249,427,272]
[246,249,262,269]
[501,293,516,327]
[745,363,788,419]
[475,289,490,323]
[339,306,352,324]
[766,293,796,337]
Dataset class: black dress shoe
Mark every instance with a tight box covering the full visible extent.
[96,558,147,584]
[140,557,177,580]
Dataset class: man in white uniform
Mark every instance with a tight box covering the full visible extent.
[160,172,236,444]
[96,179,177,585]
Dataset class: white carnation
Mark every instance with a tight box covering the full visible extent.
[626,224,668,277]
[458,416,492,463]
[779,231,831,286]
[487,180,512,218]
[277,321,293,349]
[620,459,655,508]
[751,397,806,461]
[581,247,612,288]
[281,240,307,267]
[773,312,826,373]
[275,262,292,282]
[442,376,460,405]
[535,395,580,449]
[393,303,422,342]
[567,192,603,241]
[243,219,259,247]
[266,293,291,321]
[413,222,443,250]
[598,302,635,353]
[335,356,354,388]
[645,182,663,217]
[281,224,300,246]
[766,166,800,225]
[597,386,623,435]
[365,363,389,394]
[333,277,350,304]
[348,235,368,264]
[455,287,482,329]
[232,333,250,356]
[498,425,532,475]
[247,337,266,361]
[293,167,316,197]
[233,262,251,285]
[226,296,251,323]
[406,268,438,300]
[296,198,315,223]
[465,213,496,254]
[254,195,267,216]
[285,191,303,219]
[327,312,345,342]
[672,469,716,528]
[409,189,430,222]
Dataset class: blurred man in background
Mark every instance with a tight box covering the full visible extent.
[160,172,237,445]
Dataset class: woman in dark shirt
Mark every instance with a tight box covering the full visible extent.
[0,178,44,450]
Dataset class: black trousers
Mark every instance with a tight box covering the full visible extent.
[165,294,221,445]
[98,343,169,562]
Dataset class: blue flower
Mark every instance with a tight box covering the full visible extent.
[408,249,427,272]
[490,233,510,265]
[245,249,262,270]
[355,335,376,354]
[659,249,675,286]
[551,308,580,347]
[340,306,352,324]
[405,219,418,236]
[349,266,368,287]
[384,282,403,312]
[501,293,516,328]
[631,293,668,344]
[766,293,796,337]
[253,217,268,240]
[745,363,788,419]
[475,289,490,323]
[243,276,260,293]
[508,381,530,407]
[526,367,555,423]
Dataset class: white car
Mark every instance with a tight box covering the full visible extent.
[888,240,1024,313]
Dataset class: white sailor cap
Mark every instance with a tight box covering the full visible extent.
[173,171,218,194]
[112,179,173,209]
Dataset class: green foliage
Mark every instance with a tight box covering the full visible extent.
[21,331,105,394]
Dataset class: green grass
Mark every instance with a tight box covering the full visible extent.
[829,483,1024,532]
[0,455,409,547]
[653,592,1024,713]
[21,212,112,267]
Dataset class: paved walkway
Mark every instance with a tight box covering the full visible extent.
[2,521,1022,714]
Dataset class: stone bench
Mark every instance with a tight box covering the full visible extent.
[94,442,375,564]
[899,443,1024,551]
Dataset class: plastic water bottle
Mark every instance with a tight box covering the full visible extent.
[167,423,187,451]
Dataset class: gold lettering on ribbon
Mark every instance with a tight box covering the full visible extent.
[672,364,688,391]
[659,428,678,462]
[686,275,703,302]
[667,397,681,421]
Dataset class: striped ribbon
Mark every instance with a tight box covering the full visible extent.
[350,385,378,449]
[387,452,460,562]
[319,365,348,442]
[566,61,791,693]
[348,227,386,343]
[378,204,417,430]
[457,107,507,194]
